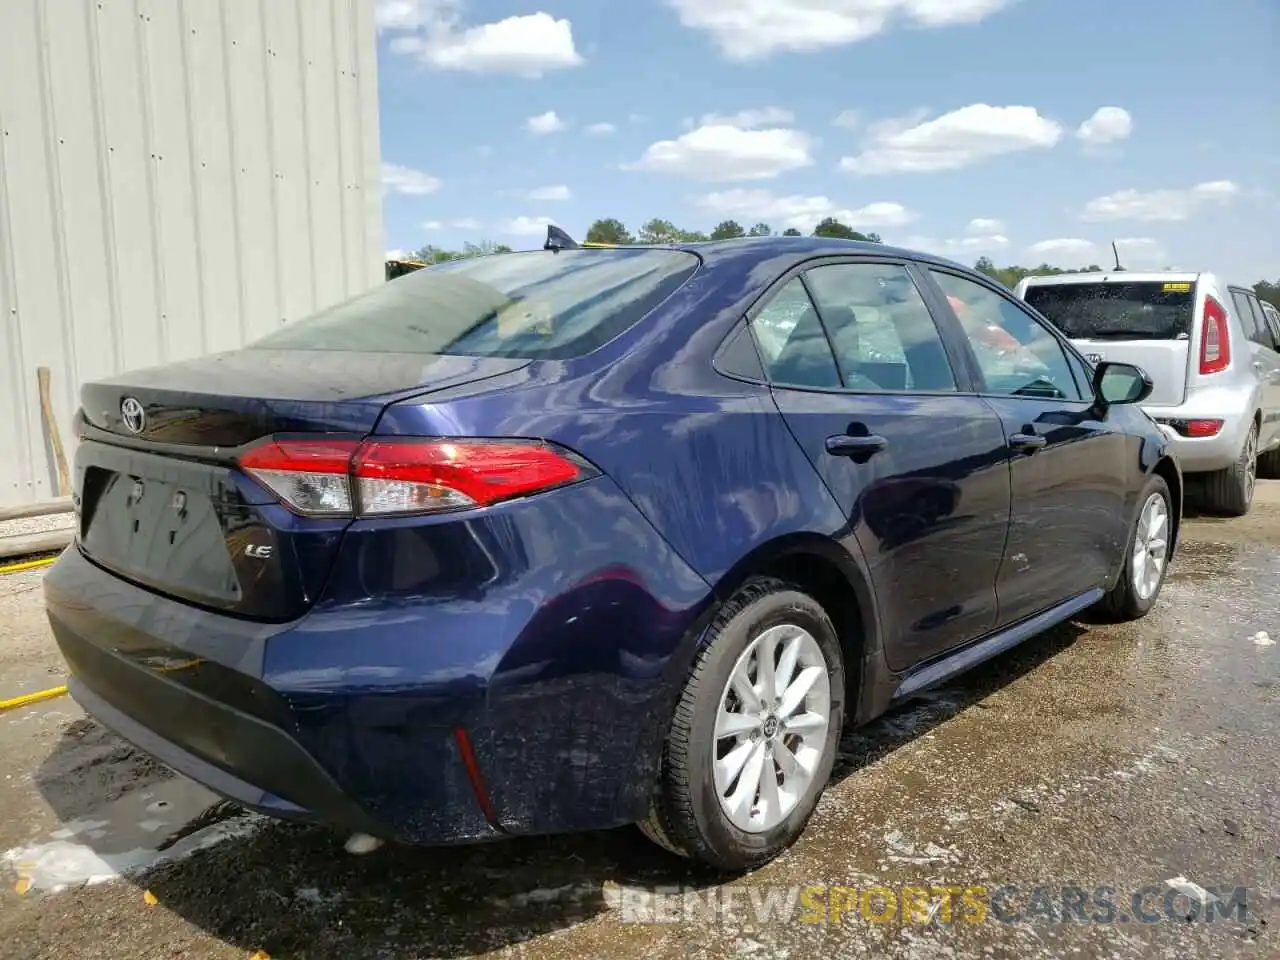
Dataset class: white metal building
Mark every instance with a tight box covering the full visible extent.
[0,0,384,508]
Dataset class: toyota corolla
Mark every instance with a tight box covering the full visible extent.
[44,232,1180,871]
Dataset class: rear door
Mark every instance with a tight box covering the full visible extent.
[749,258,1011,670]
[927,268,1135,626]
[1021,276,1198,407]
[1229,287,1280,449]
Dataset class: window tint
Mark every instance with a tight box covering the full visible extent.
[252,248,699,360]
[1022,280,1195,341]
[1230,291,1262,341]
[931,270,1084,401]
[716,321,766,381]
[1235,292,1277,350]
[749,278,841,389]
[803,263,957,391]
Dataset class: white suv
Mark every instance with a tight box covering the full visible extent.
[1014,272,1280,515]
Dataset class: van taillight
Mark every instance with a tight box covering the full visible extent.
[1199,296,1230,375]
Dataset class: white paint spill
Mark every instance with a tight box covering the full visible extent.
[5,815,264,892]
[343,832,383,855]
[49,819,110,840]
[1166,875,1219,906]
[1253,631,1274,646]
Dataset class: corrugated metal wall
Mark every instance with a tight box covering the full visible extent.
[0,0,383,507]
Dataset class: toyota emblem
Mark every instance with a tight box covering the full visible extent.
[120,397,146,434]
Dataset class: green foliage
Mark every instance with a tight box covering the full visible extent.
[585,218,634,244]
[781,227,802,237]
[710,219,746,240]
[973,256,1105,290]
[410,241,511,264]
[748,222,773,237]
[811,217,881,243]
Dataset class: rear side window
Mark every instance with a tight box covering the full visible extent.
[251,249,699,360]
[1023,281,1196,341]
[1231,290,1277,349]
[749,278,842,389]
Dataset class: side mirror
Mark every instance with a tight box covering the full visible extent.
[1093,360,1153,406]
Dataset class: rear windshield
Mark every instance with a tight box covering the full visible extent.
[1023,280,1196,340]
[252,248,700,359]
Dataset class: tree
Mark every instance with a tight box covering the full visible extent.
[748,222,773,237]
[1254,280,1280,310]
[812,217,877,242]
[585,218,633,244]
[638,218,682,244]
[710,219,746,240]
[676,228,710,242]
[782,227,802,237]
[974,258,1105,289]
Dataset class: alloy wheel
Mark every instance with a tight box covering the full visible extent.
[1131,492,1170,601]
[712,624,832,833]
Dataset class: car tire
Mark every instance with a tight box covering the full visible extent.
[1201,423,1257,517]
[638,576,846,872]
[1095,474,1174,622]
[1259,443,1280,480]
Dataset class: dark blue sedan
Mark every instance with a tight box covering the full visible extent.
[44,231,1180,871]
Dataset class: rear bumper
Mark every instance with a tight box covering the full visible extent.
[1143,399,1256,473]
[44,477,712,844]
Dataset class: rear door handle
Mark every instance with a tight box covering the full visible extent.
[1010,432,1047,452]
[825,434,888,458]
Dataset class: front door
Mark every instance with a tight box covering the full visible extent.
[746,261,1011,670]
[925,268,1134,626]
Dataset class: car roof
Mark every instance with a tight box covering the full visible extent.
[599,235,974,276]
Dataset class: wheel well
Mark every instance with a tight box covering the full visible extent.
[1152,456,1182,551]
[754,550,866,709]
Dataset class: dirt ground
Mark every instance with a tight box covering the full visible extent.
[1,486,1277,960]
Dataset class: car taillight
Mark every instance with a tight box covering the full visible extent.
[1199,296,1230,375]
[239,438,596,517]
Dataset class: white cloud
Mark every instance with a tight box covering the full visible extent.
[699,106,795,129]
[832,109,860,129]
[904,232,1010,258]
[840,104,1063,175]
[586,122,616,135]
[1080,180,1239,222]
[663,0,1013,60]
[421,217,480,231]
[527,184,572,201]
[385,248,408,260]
[1026,238,1099,266]
[1076,106,1133,145]
[377,2,583,76]
[526,110,567,135]
[421,220,443,230]
[381,161,442,195]
[966,218,1005,234]
[496,215,556,236]
[625,124,815,181]
[697,188,914,233]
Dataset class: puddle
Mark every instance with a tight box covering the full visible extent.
[5,774,264,892]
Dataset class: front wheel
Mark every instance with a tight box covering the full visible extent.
[1095,474,1174,622]
[638,577,846,871]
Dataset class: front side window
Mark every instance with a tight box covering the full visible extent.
[252,248,700,360]
[748,278,842,389]
[932,270,1084,401]
[802,263,958,392]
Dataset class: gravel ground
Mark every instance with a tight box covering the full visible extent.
[0,487,1277,959]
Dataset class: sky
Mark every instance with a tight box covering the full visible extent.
[374,0,1279,282]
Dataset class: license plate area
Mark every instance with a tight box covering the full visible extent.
[81,468,241,604]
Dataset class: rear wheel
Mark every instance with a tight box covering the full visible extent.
[638,577,845,871]
[1259,442,1280,480]
[1202,423,1257,516]
[1095,474,1173,622]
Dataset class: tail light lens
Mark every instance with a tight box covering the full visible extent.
[239,438,597,517]
[1199,296,1230,375]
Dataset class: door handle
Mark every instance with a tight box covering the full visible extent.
[1010,432,1047,452]
[825,433,888,458]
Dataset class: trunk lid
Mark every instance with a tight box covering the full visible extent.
[1020,275,1198,407]
[75,348,530,621]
